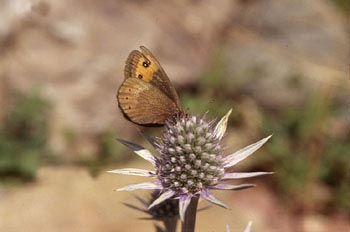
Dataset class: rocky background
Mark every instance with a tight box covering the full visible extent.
[0,0,349,231]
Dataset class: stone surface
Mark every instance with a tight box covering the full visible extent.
[223,0,349,109]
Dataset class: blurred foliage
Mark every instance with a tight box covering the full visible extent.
[0,89,51,182]
[181,93,243,126]
[181,47,244,126]
[0,88,135,181]
[321,136,350,211]
[261,93,350,213]
[332,0,350,12]
[198,47,268,99]
[78,129,129,177]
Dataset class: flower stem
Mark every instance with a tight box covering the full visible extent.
[181,196,199,232]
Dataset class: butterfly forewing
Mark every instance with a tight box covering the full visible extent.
[124,50,158,82]
[118,46,181,126]
[140,46,180,107]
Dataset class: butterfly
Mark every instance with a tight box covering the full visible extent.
[117,46,181,126]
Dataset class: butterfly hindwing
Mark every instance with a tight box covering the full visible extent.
[117,78,179,125]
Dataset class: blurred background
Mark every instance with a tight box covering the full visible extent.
[0,0,349,231]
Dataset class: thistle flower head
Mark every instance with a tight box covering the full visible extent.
[157,114,224,195]
[109,109,272,221]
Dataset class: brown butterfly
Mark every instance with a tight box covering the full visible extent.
[117,46,181,126]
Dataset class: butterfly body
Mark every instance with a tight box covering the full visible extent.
[117,46,181,126]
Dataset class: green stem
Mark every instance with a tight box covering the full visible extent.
[181,196,199,232]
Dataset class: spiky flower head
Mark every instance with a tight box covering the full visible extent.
[109,109,272,221]
[157,114,224,195]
